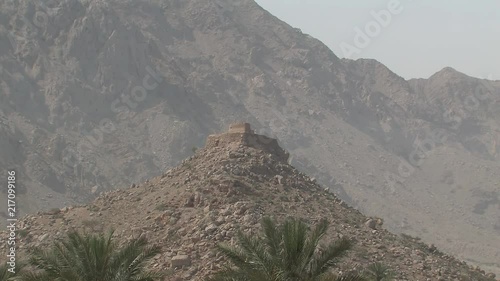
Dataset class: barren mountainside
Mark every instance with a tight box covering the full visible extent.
[0,126,497,280]
[0,0,499,276]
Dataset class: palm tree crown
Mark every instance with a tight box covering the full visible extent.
[208,217,364,281]
[363,262,395,281]
[16,230,162,281]
[1,262,21,281]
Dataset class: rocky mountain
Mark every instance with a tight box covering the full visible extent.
[0,0,499,275]
[0,125,497,280]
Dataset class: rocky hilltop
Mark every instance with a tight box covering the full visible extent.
[0,124,497,280]
[0,0,499,274]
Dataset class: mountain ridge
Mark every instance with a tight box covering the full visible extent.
[0,0,499,275]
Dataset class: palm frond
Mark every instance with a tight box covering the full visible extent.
[310,237,352,277]
[299,219,329,275]
[208,217,361,281]
[207,265,268,281]
[281,217,308,276]
[17,229,161,281]
[333,273,367,281]
[0,262,21,281]
[262,217,281,259]
[363,262,395,281]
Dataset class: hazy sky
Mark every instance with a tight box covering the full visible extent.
[255,0,500,80]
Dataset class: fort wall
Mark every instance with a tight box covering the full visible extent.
[205,123,289,162]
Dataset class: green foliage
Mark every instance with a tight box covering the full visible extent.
[207,217,364,281]
[155,203,168,211]
[16,230,163,281]
[279,195,289,202]
[1,262,23,281]
[81,219,102,232]
[17,229,29,239]
[87,205,100,212]
[363,263,395,281]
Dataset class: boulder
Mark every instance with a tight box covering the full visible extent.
[171,255,191,267]
[365,219,377,230]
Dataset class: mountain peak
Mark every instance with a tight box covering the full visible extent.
[431,66,466,79]
[439,66,459,73]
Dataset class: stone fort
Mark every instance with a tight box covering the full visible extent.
[205,123,289,162]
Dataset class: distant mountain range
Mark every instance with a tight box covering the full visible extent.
[0,0,499,275]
